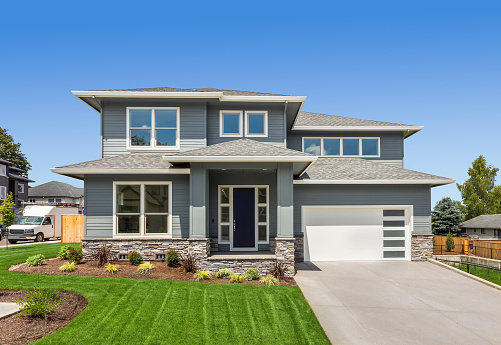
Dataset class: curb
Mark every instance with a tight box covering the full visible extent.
[428,258,501,291]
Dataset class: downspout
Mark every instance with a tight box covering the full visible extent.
[283,101,288,147]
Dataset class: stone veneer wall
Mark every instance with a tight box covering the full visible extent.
[275,238,295,277]
[294,235,304,263]
[411,234,433,261]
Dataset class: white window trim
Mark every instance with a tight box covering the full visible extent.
[218,185,269,250]
[0,164,6,176]
[244,111,268,137]
[113,181,173,238]
[18,184,24,194]
[219,110,243,137]
[126,107,180,151]
[302,137,380,157]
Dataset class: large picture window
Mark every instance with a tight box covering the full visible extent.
[114,182,171,236]
[127,108,179,150]
[303,137,380,157]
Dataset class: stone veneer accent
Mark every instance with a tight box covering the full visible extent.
[275,238,295,277]
[294,234,304,263]
[411,234,433,261]
[205,256,277,275]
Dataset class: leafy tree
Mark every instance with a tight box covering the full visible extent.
[445,232,455,252]
[0,126,31,176]
[431,197,463,235]
[457,155,501,221]
[0,193,22,249]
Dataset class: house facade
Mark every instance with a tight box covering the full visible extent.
[460,214,501,240]
[28,181,84,205]
[0,158,33,206]
[53,87,453,276]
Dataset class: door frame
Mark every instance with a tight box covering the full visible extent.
[218,185,269,251]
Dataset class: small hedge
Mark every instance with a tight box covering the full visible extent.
[26,254,45,267]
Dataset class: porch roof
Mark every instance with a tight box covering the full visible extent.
[295,158,454,187]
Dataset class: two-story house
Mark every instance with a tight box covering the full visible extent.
[52,87,453,276]
[0,158,34,206]
[28,181,84,205]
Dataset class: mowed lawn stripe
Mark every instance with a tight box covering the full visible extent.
[0,244,330,344]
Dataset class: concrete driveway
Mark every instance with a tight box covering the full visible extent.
[295,261,501,345]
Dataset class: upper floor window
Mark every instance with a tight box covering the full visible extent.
[0,164,6,176]
[0,186,6,200]
[220,110,268,137]
[18,184,24,194]
[303,137,380,157]
[127,107,180,150]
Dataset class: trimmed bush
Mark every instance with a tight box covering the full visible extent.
[59,262,75,272]
[104,263,119,274]
[243,268,260,281]
[194,270,211,281]
[67,248,83,263]
[229,274,244,283]
[128,251,143,266]
[57,245,72,260]
[166,250,180,267]
[216,269,233,279]
[137,262,155,274]
[13,281,65,319]
[259,276,279,286]
[26,254,45,267]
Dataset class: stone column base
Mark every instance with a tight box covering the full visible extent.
[275,238,295,277]
[411,234,433,261]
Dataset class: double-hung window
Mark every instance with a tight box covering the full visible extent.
[303,137,380,157]
[127,107,180,150]
[220,110,268,137]
[0,186,6,200]
[0,164,6,176]
[114,182,171,236]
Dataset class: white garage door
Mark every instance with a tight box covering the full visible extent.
[303,206,411,261]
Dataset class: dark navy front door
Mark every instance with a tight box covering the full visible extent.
[233,188,255,248]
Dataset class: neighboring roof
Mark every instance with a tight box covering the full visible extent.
[296,158,454,186]
[292,111,423,138]
[28,181,84,198]
[460,215,501,229]
[8,173,35,183]
[51,153,189,180]
[0,158,14,166]
[95,87,291,97]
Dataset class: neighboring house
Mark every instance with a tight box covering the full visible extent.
[28,181,84,205]
[460,214,501,239]
[52,87,454,275]
[0,158,34,206]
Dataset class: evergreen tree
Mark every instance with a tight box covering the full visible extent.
[457,155,501,221]
[432,197,463,235]
[0,126,31,176]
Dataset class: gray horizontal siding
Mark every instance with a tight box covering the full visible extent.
[101,100,206,157]
[293,184,431,235]
[287,131,404,162]
[207,102,285,146]
[84,174,190,238]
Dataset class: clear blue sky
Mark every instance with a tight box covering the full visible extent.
[1,1,500,207]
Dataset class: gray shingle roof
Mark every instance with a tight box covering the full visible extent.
[170,139,313,158]
[55,152,177,170]
[28,181,84,198]
[299,158,453,185]
[460,215,501,229]
[95,87,290,97]
[294,111,416,128]
[8,173,35,183]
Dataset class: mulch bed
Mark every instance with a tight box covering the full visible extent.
[0,289,87,345]
[11,259,297,286]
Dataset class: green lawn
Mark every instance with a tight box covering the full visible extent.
[453,263,501,286]
[0,244,329,345]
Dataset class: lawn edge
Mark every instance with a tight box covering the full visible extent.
[428,258,501,291]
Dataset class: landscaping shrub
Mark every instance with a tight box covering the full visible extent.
[446,232,455,252]
[137,262,155,274]
[57,245,72,260]
[194,270,211,281]
[269,261,287,280]
[243,268,260,281]
[26,254,45,267]
[128,251,143,266]
[104,263,119,274]
[67,248,83,263]
[90,244,115,267]
[59,262,75,272]
[229,274,244,283]
[180,253,197,273]
[166,250,180,267]
[259,276,280,286]
[215,268,233,279]
[13,280,66,319]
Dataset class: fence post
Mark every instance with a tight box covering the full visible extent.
[491,247,493,259]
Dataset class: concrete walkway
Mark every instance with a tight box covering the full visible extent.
[0,303,20,319]
[295,261,501,345]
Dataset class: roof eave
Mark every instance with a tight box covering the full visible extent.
[51,168,191,180]
[293,178,455,186]
[162,156,317,163]
[291,126,423,137]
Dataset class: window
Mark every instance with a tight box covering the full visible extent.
[42,217,52,226]
[220,111,243,137]
[127,108,179,149]
[0,186,6,200]
[114,182,171,236]
[0,164,5,176]
[29,199,36,203]
[48,198,62,203]
[302,137,380,157]
[17,184,24,194]
[245,111,268,137]
[481,228,486,234]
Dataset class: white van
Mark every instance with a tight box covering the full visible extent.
[7,205,79,244]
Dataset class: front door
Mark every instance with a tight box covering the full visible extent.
[232,188,255,248]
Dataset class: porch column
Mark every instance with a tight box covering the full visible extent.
[276,162,294,237]
[189,163,208,238]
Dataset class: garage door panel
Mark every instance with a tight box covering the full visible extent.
[304,208,381,227]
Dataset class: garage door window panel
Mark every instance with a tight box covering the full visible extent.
[383,230,405,237]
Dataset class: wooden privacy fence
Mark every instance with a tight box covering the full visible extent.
[433,236,469,255]
[61,215,84,244]
[471,240,501,260]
